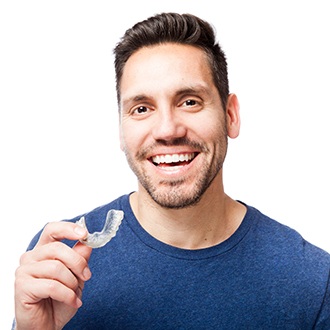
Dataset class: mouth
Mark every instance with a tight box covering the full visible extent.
[150,152,198,167]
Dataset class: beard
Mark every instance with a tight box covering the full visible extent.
[123,136,228,209]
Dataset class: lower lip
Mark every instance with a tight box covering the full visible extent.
[150,159,196,175]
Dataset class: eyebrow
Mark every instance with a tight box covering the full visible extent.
[123,94,149,105]
[122,84,211,108]
[175,85,210,98]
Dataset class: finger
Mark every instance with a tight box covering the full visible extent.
[75,278,85,301]
[73,241,93,262]
[16,277,83,309]
[72,243,93,281]
[20,242,91,281]
[36,221,88,247]
[17,259,80,291]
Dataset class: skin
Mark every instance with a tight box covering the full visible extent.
[120,43,246,249]
[14,42,246,329]
[14,223,92,330]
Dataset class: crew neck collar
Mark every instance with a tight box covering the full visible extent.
[120,194,256,260]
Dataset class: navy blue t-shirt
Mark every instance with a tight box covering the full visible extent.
[26,194,330,329]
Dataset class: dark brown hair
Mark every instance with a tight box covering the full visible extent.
[114,12,229,110]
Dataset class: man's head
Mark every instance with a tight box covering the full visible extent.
[115,13,240,209]
[114,12,229,111]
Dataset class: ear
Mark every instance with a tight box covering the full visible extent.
[226,93,241,139]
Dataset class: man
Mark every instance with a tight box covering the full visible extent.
[14,12,330,329]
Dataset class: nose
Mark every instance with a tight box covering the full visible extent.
[151,107,187,142]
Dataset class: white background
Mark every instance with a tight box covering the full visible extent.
[1,1,329,328]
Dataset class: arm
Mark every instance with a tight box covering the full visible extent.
[14,222,92,330]
[314,270,330,329]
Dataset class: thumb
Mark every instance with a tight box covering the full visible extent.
[73,242,93,263]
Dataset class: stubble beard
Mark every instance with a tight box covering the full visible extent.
[123,136,228,210]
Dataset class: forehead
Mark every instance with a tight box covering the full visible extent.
[120,43,215,103]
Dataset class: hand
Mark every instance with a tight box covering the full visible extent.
[14,222,93,330]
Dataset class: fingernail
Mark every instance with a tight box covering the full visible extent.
[74,225,87,237]
[76,298,83,308]
[83,267,92,280]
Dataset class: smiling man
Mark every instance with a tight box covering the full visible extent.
[14,13,330,329]
[118,42,245,249]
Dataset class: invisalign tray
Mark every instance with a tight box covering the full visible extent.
[76,209,124,248]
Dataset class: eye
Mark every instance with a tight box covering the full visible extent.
[183,99,197,107]
[178,97,203,112]
[133,106,149,115]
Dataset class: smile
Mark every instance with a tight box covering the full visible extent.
[151,153,197,166]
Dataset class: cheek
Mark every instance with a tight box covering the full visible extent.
[120,123,147,154]
[120,132,134,153]
[119,124,130,152]
[194,116,226,141]
[119,128,124,151]
[192,107,225,132]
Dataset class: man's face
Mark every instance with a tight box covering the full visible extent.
[119,43,229,209]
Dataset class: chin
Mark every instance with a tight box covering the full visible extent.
[149,186,204,210]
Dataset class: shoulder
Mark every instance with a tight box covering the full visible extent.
[247,204,330,257]
[245,203,330,279]
[243,204,330,318]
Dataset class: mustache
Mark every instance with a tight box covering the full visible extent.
[135,137,209,160]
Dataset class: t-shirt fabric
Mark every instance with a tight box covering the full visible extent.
[26,194,330,329]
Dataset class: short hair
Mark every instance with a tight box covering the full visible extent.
[114,12,229,110]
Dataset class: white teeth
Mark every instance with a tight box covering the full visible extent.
[152,153,195,165]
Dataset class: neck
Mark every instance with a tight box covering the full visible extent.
[130,177,246,250]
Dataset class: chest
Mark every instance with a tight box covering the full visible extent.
[67,243,313,329]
